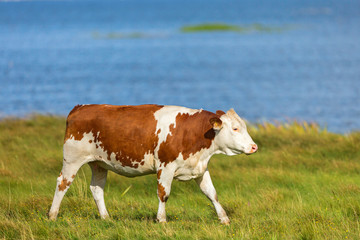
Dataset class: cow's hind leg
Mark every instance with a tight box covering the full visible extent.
[48,160,83,220]
[89,162,109,219]
[195,169,230,225]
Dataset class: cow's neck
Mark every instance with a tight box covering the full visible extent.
[196,141,222,167]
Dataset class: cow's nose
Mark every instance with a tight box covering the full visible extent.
[250,144,258,153]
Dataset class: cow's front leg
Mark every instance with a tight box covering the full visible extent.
[156,167,175,223]
[195,169,230,225]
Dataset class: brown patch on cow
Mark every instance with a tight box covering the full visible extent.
[58,172,62,177]
[158,183,167,202]
[89,140,92,143]
[64,104,163,168]
[68,104,84,115]
[156,129,161,135]
[58,178,71,191]
[140,161,145,166]
[204,128,216,139]
[157,169,162,180]
[158,110,218,165]
[71,174,75,179]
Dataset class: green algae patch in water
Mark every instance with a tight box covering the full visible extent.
[181,23,246,33]
[181,23,293,33]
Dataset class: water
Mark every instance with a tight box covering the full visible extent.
[0,0,359,133]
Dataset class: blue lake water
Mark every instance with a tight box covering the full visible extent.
[0,0,359,133]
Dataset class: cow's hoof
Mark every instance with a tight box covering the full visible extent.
[48,211,58,221]
[220,217,230,225]
[157,218,167,224]
[100,215,110,220]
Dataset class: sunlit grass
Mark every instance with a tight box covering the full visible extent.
[0,116,360,239]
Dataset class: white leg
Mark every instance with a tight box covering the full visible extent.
[156,167,175,223]
[89,162,109,219]
[195,169,230,225]
[49,160,82,220]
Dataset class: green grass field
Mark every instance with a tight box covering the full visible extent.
[1,116,360,239]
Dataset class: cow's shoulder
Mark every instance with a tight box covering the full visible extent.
[157,107,221,165]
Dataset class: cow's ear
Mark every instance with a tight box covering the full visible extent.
[216,110,226,116]
[226,108,236,116]
[210,117,222,130]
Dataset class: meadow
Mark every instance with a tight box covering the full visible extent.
[1,116,360,239]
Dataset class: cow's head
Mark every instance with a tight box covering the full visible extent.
[210,109,257,155]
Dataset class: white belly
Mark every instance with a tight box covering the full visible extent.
[96,160,156,177]
[173,154,211,181]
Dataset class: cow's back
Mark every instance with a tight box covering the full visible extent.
[64,104,163,168]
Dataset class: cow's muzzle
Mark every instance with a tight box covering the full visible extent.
[249,144,258,154]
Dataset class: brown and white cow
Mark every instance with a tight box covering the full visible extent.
[49,104,257,224]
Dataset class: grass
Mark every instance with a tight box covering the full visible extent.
[1,115,360,239]
[180,23,291,33]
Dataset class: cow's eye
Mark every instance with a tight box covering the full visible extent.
[233,128,239,131]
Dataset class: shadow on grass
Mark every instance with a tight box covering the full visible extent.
[111,211,158,222]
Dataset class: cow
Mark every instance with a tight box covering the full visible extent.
[48,104,257,224]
